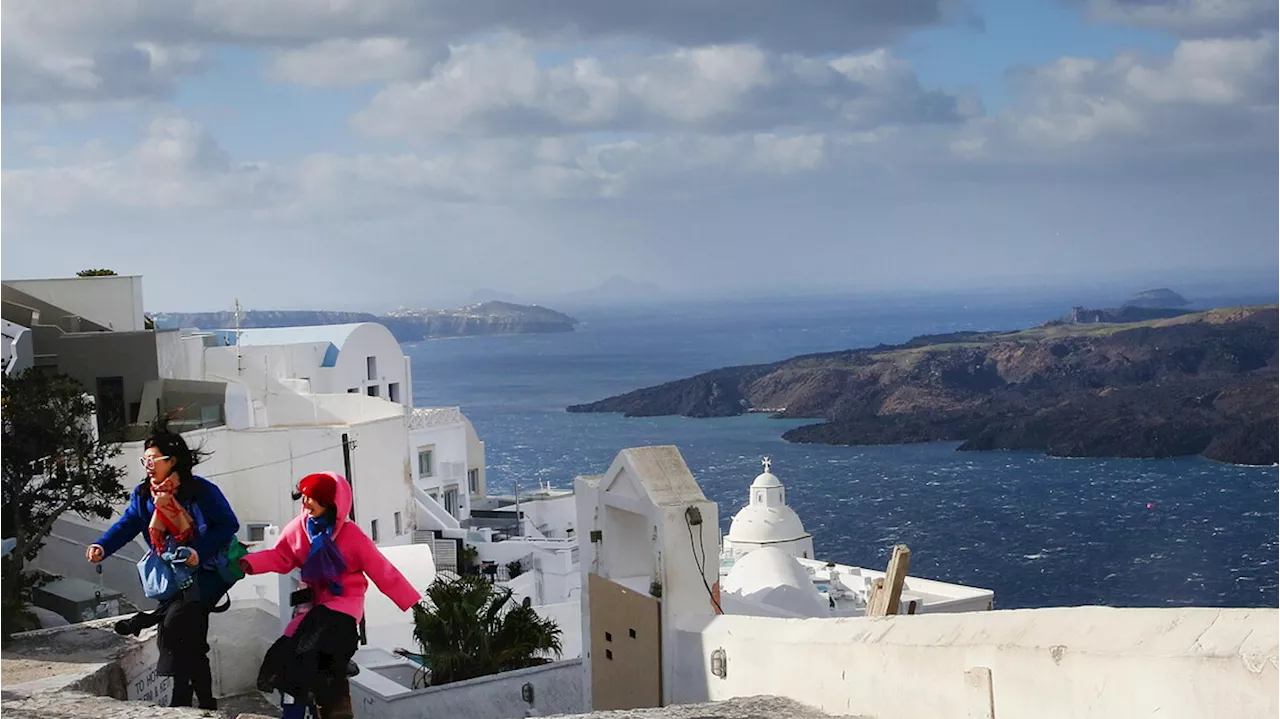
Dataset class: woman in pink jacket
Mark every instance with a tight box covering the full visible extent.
[240,472,420,719]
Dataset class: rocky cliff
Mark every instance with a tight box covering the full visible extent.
[152,301,578,341]
[567,306,1279,465]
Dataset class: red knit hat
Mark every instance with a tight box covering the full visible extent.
[297,473,337,509]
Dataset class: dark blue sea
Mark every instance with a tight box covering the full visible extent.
[408,289,1278,610]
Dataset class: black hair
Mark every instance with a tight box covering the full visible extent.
[142,415,211,486]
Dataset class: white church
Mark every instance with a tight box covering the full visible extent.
[717,457,992,619]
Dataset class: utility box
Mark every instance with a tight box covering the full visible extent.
[31,577,123,624]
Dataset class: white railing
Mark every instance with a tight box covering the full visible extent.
[406,406,463,430]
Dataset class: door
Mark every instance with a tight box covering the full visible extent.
[589,573,662,711]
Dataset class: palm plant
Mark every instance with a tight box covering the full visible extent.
[411,574,562,686]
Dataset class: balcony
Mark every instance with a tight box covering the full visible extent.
[406,406,463,430]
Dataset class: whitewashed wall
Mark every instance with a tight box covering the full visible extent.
[349,652,584,719]
[669,607,1280,719]
[7,275,146,331]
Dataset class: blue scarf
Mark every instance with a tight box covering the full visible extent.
[301,516,347,596]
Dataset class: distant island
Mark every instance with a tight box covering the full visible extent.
[152,301,579,342]
[568,305,1279,466]
[1054,288,1195,324]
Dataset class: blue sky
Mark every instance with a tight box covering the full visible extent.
[1,0,1275,310]
[899,0,1178,110]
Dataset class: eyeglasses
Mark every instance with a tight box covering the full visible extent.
[140,455,171,469]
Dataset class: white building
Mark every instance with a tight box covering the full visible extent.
[4,274,147,332]
[208,323,411,404]
[721,458,814,561]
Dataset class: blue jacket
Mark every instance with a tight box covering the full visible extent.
[96,475,240,572]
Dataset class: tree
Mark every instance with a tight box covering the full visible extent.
[1,370,128,634]
[76,269,117,277]
[411,574,562,686]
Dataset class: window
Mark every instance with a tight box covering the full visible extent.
[366,385,380,398]
[417,448,434,477]
[394,512,403,536]
[347,387,359,394]
[95,376,126,434]
[371,519,380,543]
[467,468,479,494]
[247,524,268,543]
[366,356,377,381]
[387,382,401,403]
[443,489,459,517]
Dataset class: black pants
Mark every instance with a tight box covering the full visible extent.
[259,605,358,709]
[158,576,226,710]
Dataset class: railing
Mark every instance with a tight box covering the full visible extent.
[413,484,460,530]
[406,406,463,430]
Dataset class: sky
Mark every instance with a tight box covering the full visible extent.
[1,0,1277,312]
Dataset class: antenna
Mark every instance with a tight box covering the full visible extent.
[234,298,243,375]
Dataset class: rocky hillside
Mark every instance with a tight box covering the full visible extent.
[153,301,578,342]
[568,306,1279,465]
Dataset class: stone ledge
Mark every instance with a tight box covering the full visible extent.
[1,690,275,719]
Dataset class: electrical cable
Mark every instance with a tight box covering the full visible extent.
[202,442,350,478]
[685,512,723,615]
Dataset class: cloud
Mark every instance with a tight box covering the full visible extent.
[2,117,272,214]
[1075,0,1278,38]
[941,33,1277,178]
[267,38,442,86]
[1,0,976,105]
[352,38,971,139]
[3,0,972,52]
[0,38,204,105]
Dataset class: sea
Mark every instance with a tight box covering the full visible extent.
[407,288,1279,610]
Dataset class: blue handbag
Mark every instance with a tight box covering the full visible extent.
[137,543,196,602]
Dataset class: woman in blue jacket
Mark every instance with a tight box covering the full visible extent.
[86,423,239,710]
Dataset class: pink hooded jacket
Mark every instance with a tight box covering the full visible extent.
[242,472,420,632]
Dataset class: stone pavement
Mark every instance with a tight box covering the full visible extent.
[0,690,861,719]
[549,696,865,719]
[0,691,219,719]
[0,690,276,719]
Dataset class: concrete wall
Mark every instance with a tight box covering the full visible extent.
[57,330,159,425]
[349,652,584,719]
[669,606,1280,719]
[5,275,146,332]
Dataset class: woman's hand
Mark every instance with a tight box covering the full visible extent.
[86,544,105,563]
[185,548,200,566]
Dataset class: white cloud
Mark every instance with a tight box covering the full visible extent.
[267,38,440,86]
[1077,0,1278,38]
[1,36,204,104]
[352,38,968,139]
[944,33,1278,173]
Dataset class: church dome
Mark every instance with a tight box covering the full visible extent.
[727,503,808,544]
[726,457,809,545]
[751,470,782,489]
[723,547,826,617]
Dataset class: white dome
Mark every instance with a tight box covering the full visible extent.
[723,547,826,617]
[727,503,808,544]
[751,471,782,489]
